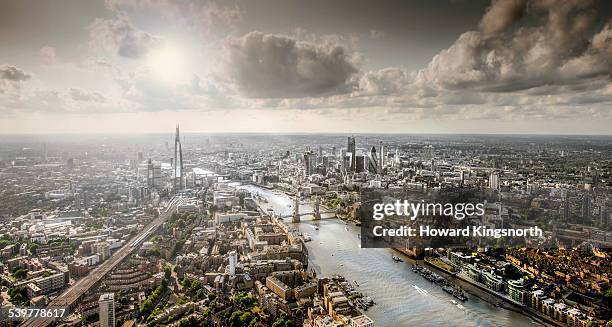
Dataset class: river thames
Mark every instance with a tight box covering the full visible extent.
[238,184,545,327]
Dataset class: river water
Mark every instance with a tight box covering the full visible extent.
[239,184,544,327]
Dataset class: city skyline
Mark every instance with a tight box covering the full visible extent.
[1,0,612,135]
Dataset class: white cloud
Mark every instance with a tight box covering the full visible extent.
[105,0,242,39]
[88,12,161,59]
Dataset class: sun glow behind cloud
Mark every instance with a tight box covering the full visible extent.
[145,44,189,84]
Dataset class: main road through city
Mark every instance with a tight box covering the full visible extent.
[22,197,180,327]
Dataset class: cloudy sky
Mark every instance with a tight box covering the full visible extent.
[1,0,611,134]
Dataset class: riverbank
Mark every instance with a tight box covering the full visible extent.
[454,271,563,327]
[391,248,554,327]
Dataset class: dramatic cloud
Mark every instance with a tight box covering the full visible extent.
[88,13,161,59]
[226,32,360,98]
[421,0,611,93]
[1,0,611,131]
[479,0,527,36]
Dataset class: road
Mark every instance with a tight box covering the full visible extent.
[22,197,180,327]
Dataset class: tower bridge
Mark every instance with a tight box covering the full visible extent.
[278,196,336,223]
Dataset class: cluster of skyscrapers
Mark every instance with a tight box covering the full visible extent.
[304,136,389,177]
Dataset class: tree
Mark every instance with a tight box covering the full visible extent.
[13,267,27,279]
[8,286,28,304]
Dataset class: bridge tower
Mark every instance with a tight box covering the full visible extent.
[313,196,321,220]
[292,196,300,223]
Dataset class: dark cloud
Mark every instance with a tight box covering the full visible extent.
[226,31,359,98]
[88,13,160,59]
[69,88,106,103]
[422,0,611,93]
[0,65,31,81]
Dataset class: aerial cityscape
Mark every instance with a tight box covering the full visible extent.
[0,132,609,326]
[1,0,611,326]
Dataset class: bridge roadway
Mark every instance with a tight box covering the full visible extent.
[22,197,180,327]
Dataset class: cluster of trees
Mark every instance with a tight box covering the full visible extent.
[142,266,176,323]
[176,315,209,327]
[221,292,285,327]
[0,238,14,248]
[324,194,344,209]
[12,267,28,279]
[233,292,257,309]
[181,277,208,301]
[271,315,295,327]
[8,286,28,305]
[141,284,164,317]
[167,212,198,231]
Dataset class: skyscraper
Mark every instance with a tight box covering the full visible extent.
[395,148,400,166]
[99,293,115,327]
[174,125,184,192]
[304,151,317,176]
[368,146,379,174]
[582,195,591,222]
[355,155,365,173]
[489,172,500,190]
[347,136,356,172]
[379,141,385,169]
[147,159,154,187]
[229,251,237,276]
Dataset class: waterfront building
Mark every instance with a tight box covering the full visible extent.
[507,279,527,304]
[482,270,503,292]
[530,290,546,311]
[350,315,374,327]
[566,308,591,327]
[448,251,474,268]
[553,303,568,322]
[541,298,556,317]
